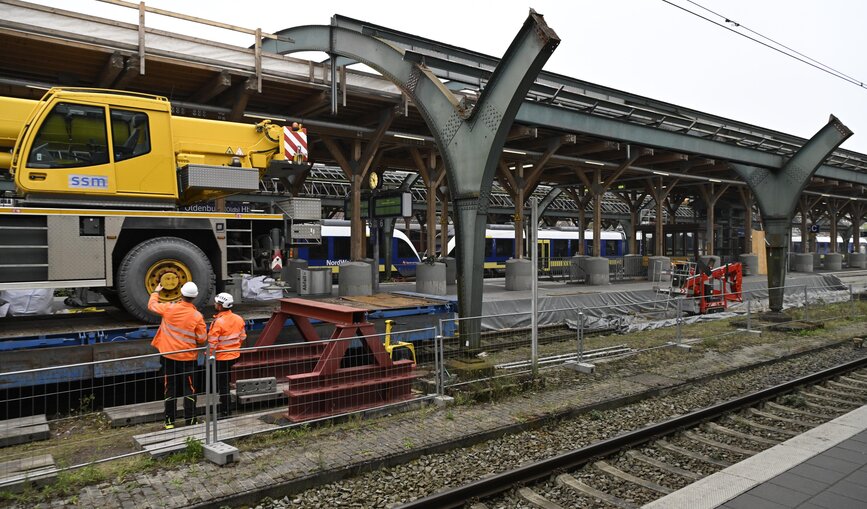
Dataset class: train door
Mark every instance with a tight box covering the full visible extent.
[537,239,550,271]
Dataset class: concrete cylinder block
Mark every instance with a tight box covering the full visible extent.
[793,253,814,273]
[505,258,533,291]
[623,254,643,277]
[569,255,587,281]
[299,267,332,296]
[443,257,457,285]
[585,256,610,286]
[338,261,373,296]
[788,252,797,271]
[823,252,843,271]
[699,255,721,269]
[849,252,866,269]
[416,262,447,295]
[282,258,308,292]
[647,256,671,281]
[812,252,822,269]
[739,254,758,277]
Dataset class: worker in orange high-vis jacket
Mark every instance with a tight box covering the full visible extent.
[149,281,207,429]
[208,293,246,418]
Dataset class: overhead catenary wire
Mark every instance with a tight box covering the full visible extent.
[660,0,867,91]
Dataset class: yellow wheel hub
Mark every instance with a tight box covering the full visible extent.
[145,259,192,302]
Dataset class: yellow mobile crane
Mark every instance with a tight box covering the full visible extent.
[0,88,307,322]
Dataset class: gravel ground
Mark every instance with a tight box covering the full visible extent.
[251,346,867,509]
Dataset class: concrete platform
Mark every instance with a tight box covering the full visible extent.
[643,403,867,509]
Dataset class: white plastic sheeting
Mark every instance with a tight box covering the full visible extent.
[241,275,283,301]
[0,289,55,316]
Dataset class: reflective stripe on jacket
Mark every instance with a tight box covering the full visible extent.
[149,292,206,361]
[208,310,246,361]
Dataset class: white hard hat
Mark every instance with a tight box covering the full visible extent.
[180,282,199,298]
[215,292,234,308]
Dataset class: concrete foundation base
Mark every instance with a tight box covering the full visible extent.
[624,254,643,277]
[647,256,671,282]
[565,361,595,374]
[824,252,843,270]
[585,256,609,285]
[433,395,454,407]
[338,261,373,296]
[850,252,866,269]
[812,252,822,269]
[666,342,692,352]
[739,254,758,276]
[204,442,239,466]
[699,255,721,269]
[282,258,308,291]
[505,258,533,291]
[443,257,456,285]
[416,262,447,295]
[793,253,814,273]
[570,255,588,281]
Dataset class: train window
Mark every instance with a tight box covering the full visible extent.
[396,238,416,259]
[605,240,617,256]
[111,110,150,161]
[495,239,514,258]
[306,242,328,260]
[333,237,351,258]
[552,239,569,258]
[28,103,109,168]
[485,238,495,257]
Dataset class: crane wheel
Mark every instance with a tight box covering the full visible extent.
[117,237,215,323]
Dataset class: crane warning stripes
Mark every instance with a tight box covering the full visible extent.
[283,125,308,162]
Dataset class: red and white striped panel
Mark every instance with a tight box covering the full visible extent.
[283,126,309,161]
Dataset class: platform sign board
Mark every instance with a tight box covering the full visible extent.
[372,191,412,218]
[344,190,370,220]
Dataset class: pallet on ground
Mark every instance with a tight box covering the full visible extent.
[0,454,56,492]
[103,399,211,427]
[0,415,50,447]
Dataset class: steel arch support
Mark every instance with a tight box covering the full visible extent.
[267,13,560,348]
[731,115,852,312]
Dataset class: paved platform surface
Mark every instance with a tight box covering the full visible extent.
[644,404,867,509]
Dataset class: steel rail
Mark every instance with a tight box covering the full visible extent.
[396,355,867,509]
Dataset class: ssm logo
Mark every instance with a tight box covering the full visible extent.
[69,175,109,189]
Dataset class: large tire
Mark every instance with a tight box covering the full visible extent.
[117,237,215,323]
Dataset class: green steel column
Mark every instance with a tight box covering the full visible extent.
[267,11,559,347]
[732,116,852,312]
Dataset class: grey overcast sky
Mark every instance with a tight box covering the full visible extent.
[29,0,867,153]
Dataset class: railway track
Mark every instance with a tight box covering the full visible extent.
[396,356,867,509]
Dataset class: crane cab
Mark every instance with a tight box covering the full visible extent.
[10,88,178,205]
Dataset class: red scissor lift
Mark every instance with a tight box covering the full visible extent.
[678,261,743,314]
[232,298,418,422]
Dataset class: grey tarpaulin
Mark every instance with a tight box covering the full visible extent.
[476,273,847,333]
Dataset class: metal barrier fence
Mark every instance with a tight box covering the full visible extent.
[0,280,862,486]
[437,282,863,391]
[0,326,437,485]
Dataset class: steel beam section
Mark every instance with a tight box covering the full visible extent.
[516,102,865,185]
[731,116,852,312]
[333,16,867,184]
[265,13,560,347]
